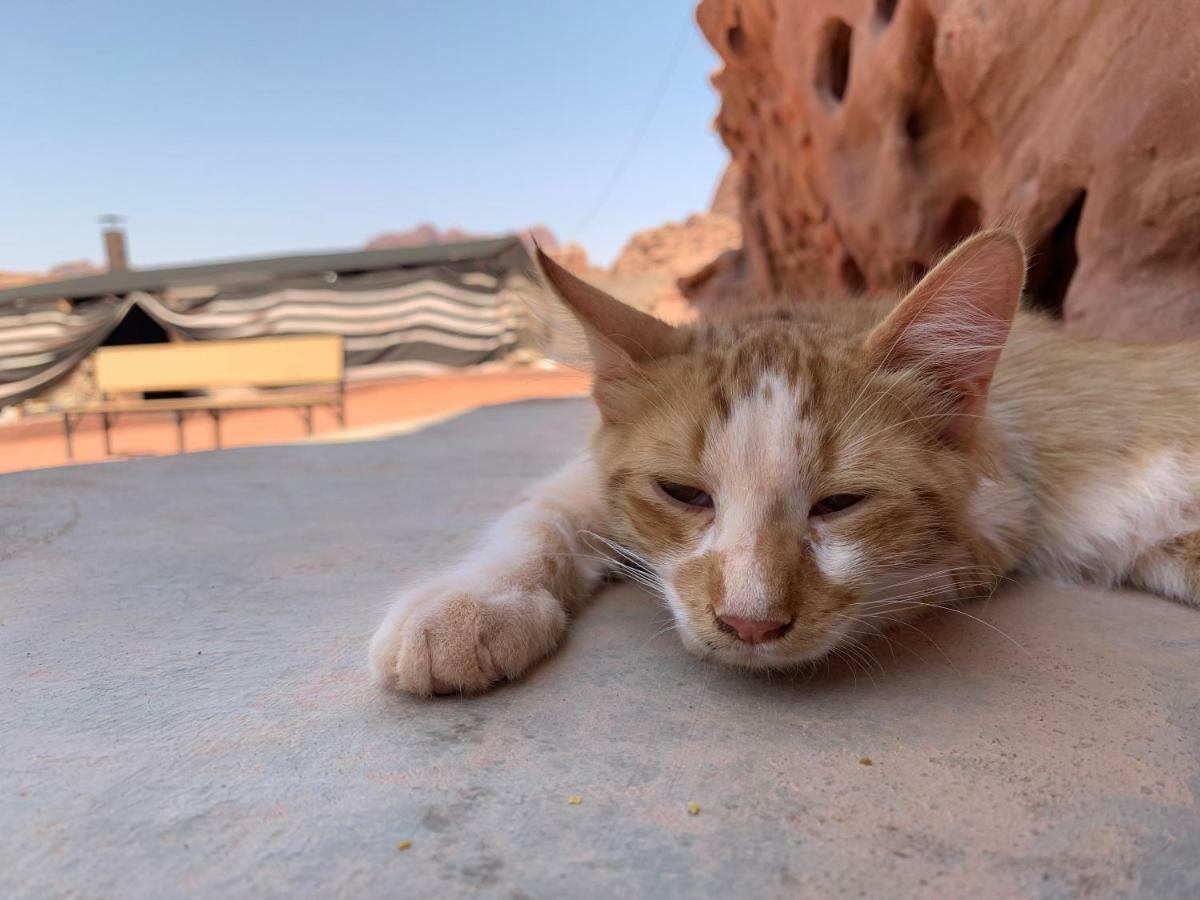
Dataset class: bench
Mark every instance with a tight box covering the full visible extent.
[61,335,346,459]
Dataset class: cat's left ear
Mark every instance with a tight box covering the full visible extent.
[865,229,1026,439]
[535,246,680,377]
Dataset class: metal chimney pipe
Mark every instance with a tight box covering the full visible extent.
[98,214,129,271]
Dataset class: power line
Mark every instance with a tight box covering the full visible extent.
[570,18,692,237]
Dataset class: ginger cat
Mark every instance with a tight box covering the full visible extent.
[370,230,1200,696]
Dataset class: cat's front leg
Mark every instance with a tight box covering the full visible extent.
[1129,531,1200,608]
[369,455,610,696]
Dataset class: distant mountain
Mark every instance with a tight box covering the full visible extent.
[47,260,101,279]
[0,260,101,291]
[365,224,560,254]
[0,271,47,290]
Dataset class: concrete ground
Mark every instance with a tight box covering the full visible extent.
[2,398,1198,899]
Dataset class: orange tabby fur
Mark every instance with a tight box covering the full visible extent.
[370,230,1200,695]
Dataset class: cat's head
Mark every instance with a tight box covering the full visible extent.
[537,231,1026,670]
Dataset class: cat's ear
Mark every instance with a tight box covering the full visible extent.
[865,229,1026,439]
[535,246,679,376]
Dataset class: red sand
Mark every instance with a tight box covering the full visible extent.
[0,368,590,475]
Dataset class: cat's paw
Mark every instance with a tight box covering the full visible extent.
[368,584,567,696]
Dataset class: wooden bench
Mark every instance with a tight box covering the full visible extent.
[61,335,346,459]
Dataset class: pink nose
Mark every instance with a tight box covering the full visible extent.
[717,614,792,644]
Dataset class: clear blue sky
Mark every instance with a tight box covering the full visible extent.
[0,1,727,272]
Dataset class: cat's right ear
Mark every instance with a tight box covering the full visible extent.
[535,247,680,377]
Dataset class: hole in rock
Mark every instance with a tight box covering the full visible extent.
[840,255,866,293]
[815,20,853,106]
[904,107,926,142]
[1026,191,1086,317]
[938,196,982,250]
[727,24,745,56]
[898,260,928,287]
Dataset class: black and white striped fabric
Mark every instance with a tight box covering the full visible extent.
[0,238,535,407]
[0,296,132,407]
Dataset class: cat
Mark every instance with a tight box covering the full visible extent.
[369,229,1200,696]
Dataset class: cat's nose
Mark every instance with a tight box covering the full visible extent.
[716,614,793,644]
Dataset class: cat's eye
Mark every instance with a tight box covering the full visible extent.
[810,493,865,517]
[657,481,714,510]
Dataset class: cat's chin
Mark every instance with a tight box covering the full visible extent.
[677,629,845,672]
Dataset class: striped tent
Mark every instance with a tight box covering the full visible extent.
[0,237,537,408]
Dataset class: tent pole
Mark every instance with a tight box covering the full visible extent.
[62,413,75,460]
[209,409,222,449]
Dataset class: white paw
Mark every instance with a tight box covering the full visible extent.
[368,583,567,696]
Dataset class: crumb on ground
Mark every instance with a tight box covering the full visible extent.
[567,795,582,806]
[859,756,873,766]
[396,840,412,851]
[686,801,701,816]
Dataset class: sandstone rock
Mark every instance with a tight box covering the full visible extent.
[606,213,742,323]
[521,225,560,255]
[0,271,43,290]
[696,0,1200,340]
[550,242,595,275]
[366,224,560,254]
[365,223,477,249]
[709,162,743,218]
[612,212,741,280]
[47,260,101,279]
[678,246,753,317]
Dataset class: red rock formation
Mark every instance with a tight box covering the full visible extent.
[365,224,448,249]
[589,214,739,324]
[366,224,559,254]
[550,242,596,275]
[696,0,1200,340]
[0,271,43,290]
[47,260,100,279]
[709,163,743,218]
[612,213,741,280]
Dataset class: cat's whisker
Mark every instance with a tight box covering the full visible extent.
[832,612,903,664]
[579,530,653,568]
[864,578,993,600]
[846,638,884,679]
[640,619,680,650]
[869,564,1001,591]
[856,611,960,671]
[576,531,670,597]
[860,598,1031,656]
[828,646,859,689]
[855,581,991,609]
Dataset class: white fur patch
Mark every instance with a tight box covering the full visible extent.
[699,373,805,619]
[461,457,606,586]
[1028,451,1200,584]
[710,372,804,494]
[813,536,863,583]
[368,454,609,694]
[967,473,1033,565]
[1132,549,1191,601]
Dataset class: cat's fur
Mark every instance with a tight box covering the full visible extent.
[369,230,1200,696]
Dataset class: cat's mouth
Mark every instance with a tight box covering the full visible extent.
[675,609,853,671]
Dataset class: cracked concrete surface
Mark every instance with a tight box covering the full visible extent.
[2,398,1198,898]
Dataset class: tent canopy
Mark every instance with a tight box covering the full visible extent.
[0,237,537,408]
